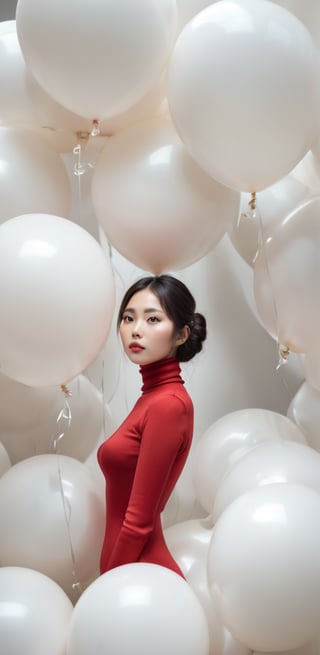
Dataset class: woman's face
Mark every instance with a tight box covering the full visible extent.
[119,288,181,366]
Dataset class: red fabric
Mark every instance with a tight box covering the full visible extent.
[97,357,193,577]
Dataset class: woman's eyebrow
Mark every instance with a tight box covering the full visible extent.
[144,308,164,314]
[123,307,164,314]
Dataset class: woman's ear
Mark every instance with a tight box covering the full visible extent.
[175,325,190,346]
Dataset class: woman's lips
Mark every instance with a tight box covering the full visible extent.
[129,343,145,352]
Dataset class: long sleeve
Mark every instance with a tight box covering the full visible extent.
[106,394,189,570]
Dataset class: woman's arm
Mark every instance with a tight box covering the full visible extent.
[106,394,190,570]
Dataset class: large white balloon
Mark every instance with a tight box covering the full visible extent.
[0,454,105,599]
[208,484,320,651]
[0,567,73,655]
[67,563,209,655]
[16,0,177,120]
[213,440,320,520]
[193,408,306,514]
[168,0,320,192]
[0,213,115,387]
[0,21,168,152]
[0,126,71,222]
[92,118,240,273]
[254,197,320,353]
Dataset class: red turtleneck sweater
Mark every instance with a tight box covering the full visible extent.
[97,357,193,577]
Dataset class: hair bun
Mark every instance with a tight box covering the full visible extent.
[178,312,207,362]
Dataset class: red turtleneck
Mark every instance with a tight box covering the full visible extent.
[97,356,193,577]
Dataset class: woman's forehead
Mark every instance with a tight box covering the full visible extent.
[125,288,164,312]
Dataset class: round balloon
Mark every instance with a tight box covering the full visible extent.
[0,454,105,599]
[208,484,320,651]
[213,440,320,520]
[254,197,320,353]
[168,0,320,191]
[92,118,240,273]
[0,566,73,655]
[0,126,71,222]
[193,408,306,514]
[16,0,177,120]
[0,213,115,386]
[67,563,209,655]
[0,22,168,151]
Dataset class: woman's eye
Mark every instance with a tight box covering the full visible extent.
[148,316,160,323]
[122,315,133,323]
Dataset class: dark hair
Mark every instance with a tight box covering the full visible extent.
[117,274,207,362]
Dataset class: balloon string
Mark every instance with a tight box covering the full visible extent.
[52,387,82,599]
[73,120,101,176]
[252,195,291,378]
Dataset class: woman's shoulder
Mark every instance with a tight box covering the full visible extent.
[144,386,193,415]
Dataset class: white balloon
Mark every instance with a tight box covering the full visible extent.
[287,381,320,453]
[208,484,320,651]
[0,213,115,387]
[16,0,177,120]
[193,408,306,514]
[213,440,320,520]
[0,21,168,152]
[168,0,320,192]
[0,126,71,222]
[92,118,240,273]
[0,566,73,655]
[254,197,320,353]
[67,563,209,655]
[0,454,105,600]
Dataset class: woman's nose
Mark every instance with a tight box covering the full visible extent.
[132,321,142,337]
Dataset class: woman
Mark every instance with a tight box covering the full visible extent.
[98,274,207,578]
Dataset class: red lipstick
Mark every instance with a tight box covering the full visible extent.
[129,342,144,353]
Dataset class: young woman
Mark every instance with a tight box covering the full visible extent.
[98,274,207,578]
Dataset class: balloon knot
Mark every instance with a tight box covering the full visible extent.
[91,119,101,137]
[60,384,72,397]
[276,344,290,370]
